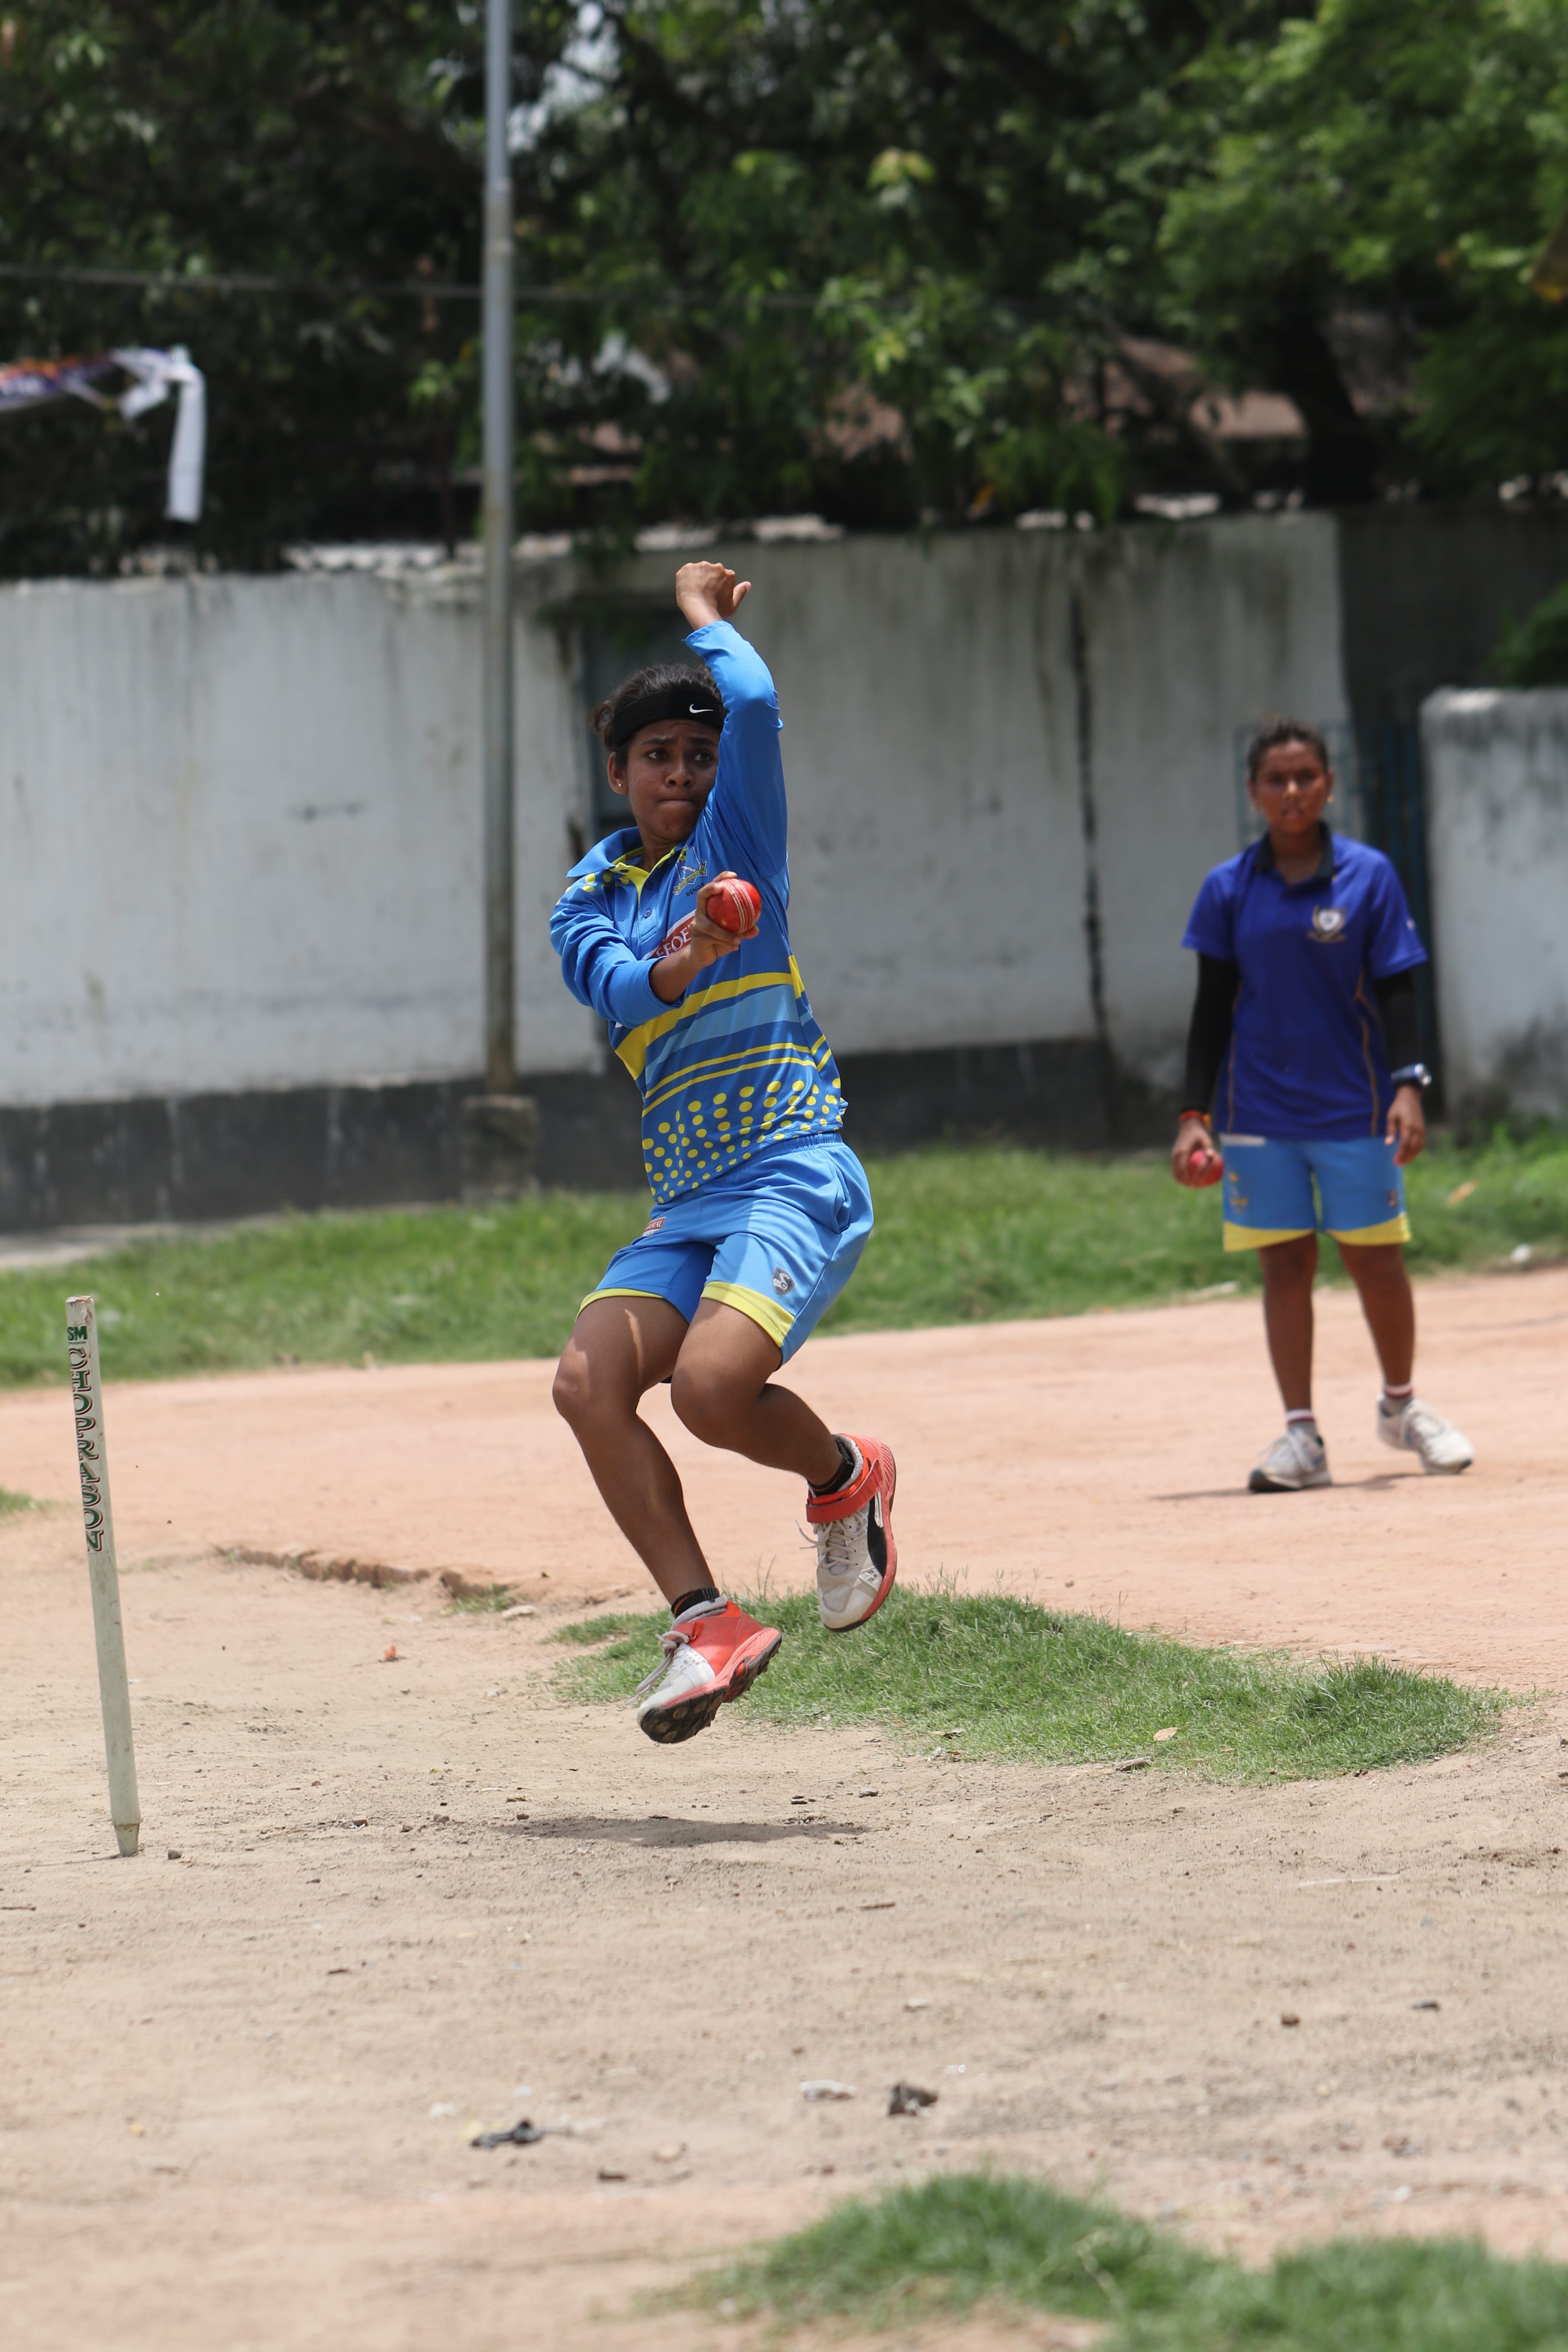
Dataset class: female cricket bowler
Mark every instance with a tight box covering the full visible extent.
[1171,720,1473,1493]
[550,561,897,1743]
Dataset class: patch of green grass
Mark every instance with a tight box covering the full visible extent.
[1126,2233,1568,2351]
[0,1193,646,1388]
[0,1485,37,1516]
[698,2173,1209,2331]
[816,1124,1568,1337]
[702,2173,1568,2349]
[0,1124,1562,1389]
[556,1588,1501,1782]
[555,1612,643,1645]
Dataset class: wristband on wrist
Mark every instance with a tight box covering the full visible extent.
[1390,1063,1431,1089]
[1178,1109,1213,1128]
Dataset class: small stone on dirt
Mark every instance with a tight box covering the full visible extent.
[888,2082,938,2116]
[654,2143,686,2162]
[597,2167,627,2182]
[1280,2012,1301,2027]
[166,1849,181,1861]
[1413,1998,1441,2010]
[471,2119,544,2148]
[801,2080,856,2101]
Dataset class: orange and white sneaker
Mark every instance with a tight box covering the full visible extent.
[807,1435,898,1632]
[633,1598,783,1746]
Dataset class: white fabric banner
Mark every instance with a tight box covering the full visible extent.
[111,346,207,522]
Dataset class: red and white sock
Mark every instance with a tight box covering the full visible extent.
[1285,1408,1319,1439]
[1381,1382,1414,1413]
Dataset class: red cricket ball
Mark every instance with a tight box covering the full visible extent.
[706,878,761,934]
[1188,1144,1223,1188]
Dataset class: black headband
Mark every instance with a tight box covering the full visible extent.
[609,684,724,754]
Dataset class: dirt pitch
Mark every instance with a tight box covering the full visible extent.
[4,1269,1568,2352]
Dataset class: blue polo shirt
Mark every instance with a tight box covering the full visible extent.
[1182,828,1427,1139]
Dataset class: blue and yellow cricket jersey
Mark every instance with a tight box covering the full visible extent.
[550,620,845,1207]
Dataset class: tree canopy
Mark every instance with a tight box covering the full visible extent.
[2,0,1568,573]
[0,2,513,569]
[1161,0,1568,499]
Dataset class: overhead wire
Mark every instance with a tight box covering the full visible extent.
[0,260,1052,319]
[0,260,822,309]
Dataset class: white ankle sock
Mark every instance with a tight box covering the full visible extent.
[1382,1383,1414,1411]
[1285,1409,1319,1436]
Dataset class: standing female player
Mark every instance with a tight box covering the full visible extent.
[1171,720,1473,1492]
[550,561,897,1743]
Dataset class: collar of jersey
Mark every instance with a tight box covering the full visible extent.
[567,824,679,898]
[1253,822,1337,884]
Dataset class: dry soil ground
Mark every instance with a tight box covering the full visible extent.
[4,1271,1568,2352]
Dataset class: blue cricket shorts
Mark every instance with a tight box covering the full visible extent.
[579,1136,873,1360]
[1218,1133,1411,1252]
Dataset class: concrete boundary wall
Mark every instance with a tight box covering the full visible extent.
[1,517,1347,1221]
[1077,515,1347,1087]
[1424,688,1568,1118]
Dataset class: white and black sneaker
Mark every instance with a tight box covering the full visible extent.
[1248,1425,1332,1494]
[1377,1395,1473,1474]
[806,1435,898,1631]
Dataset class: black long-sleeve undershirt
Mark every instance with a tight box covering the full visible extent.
[1179,957,1421,1118]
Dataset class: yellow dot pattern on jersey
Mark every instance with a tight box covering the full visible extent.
[629,961,845,1205]
[640,1062,842,1202]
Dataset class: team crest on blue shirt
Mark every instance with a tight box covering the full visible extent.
[1310,906,1348,941]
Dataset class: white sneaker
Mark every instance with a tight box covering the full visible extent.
[805,1434,898,1632]
[1248,1426,1332,1493]
[1377,1396,1474,1475]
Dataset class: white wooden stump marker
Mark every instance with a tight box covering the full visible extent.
[67,1295,141,1857]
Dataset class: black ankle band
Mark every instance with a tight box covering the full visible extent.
[810,1436,857,1497]
[671,1585,721,1620]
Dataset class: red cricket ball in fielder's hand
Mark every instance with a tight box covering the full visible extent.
[1187,1142,1223,1188]
[706,878,761,934]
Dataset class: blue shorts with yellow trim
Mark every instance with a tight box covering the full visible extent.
[580,1136,873,1360]
[1219,1133,1410,1252]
